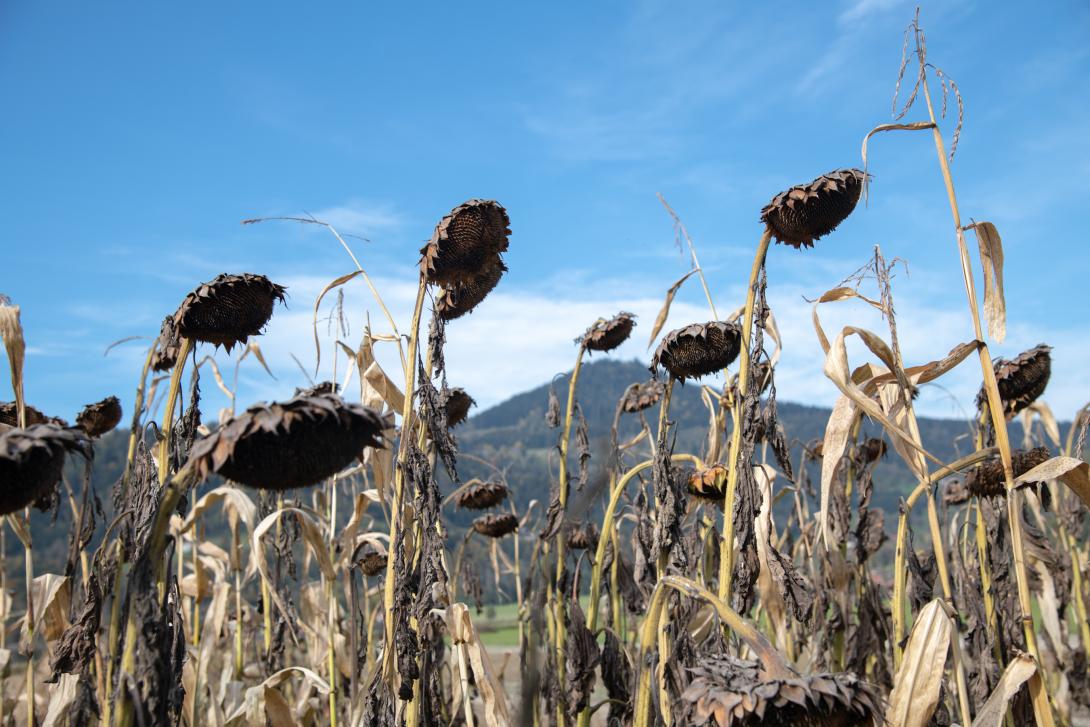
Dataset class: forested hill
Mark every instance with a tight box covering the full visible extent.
[27,358,1034,574]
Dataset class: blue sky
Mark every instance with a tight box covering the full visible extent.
[2,1,1088,426]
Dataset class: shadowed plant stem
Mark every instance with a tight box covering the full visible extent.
[916,55,1054,726]
[157,337,192,487]
[717,228,772,603]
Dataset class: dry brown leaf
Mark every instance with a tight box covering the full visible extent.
[41,673,80,727]
[1013,456,1090,508]
[820,395,858,547]
[264,686,297,727]
[449,602,511,726]
[0,303,26,426]
[886,599,953,727]
[967,221,1006,343]
[860,121,937,199]
[224,667,329,727]
[971,652,1037,727]
[312,270,365,376]
[646,269,698,350]
[21,574,70,651]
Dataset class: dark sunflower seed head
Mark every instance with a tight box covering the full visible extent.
[150,316,183,372]
[0,402,65,428]
[186,392,388,491]
[581,312,636,352]
[441,387,476,428]
[472,512,519,538]
[357,544,387,577]
[761,169,866,249]
[682,654,883,727]
[420,199,511,286]
[76,396,123,438]
[0,424,91,515]
[172,273,286,352]
[454,480,509,510]
[652,321,742,382]
[435,255,506,321]
[620,380,665,414]
[566,522,600,550]
[966,446,1051,498]
[978,344,1052,419]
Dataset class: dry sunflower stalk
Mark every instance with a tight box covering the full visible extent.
[652,321,742,382]
[186,391,387,490]
[760,169,866,249]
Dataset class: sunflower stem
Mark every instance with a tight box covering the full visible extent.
[717,228,772,603]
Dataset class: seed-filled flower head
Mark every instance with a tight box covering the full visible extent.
[581,312,636,352]
[420,200,511,286]
[76,396,122,438]
[566,522,600,550]
[684,465,729,504]
[441,387,476,428]
[966,446,1051,498]
[150,316,183,372]
[187,392,387,491]
[357,543,388,577]
[454,480,509,510]
[0,424,91,515]
[0,402,64,428]
[172,273,286,353]
[977,344,1052,419]
[652,321,742,382]
[435,255,506,321]
[472,512,519,538]
[681,654,882,727]
[620,380,665,414]
[761,169,866,249]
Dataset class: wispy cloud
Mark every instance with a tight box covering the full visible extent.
[306,201,405,239]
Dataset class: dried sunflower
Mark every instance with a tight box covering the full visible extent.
[566,523,600,550]
[652,321,742,382]
[620,380,665,414]
[0,425,91,515]
[454,480,508,510]
[187,392,387,491]
[581,312,636,352]
[681,654,882,727]
[686,465,729,502]
[294,381,338,397]
[966,446,1051,498]
[760,169,866,249]
[76,396,122,438]
[172,273,286,352]
[472,512,519,538]
[978,344,1052,419]
[358,544,387,577]
[420,199,511,286]
[150,316,183,372]
[441,387,476,428]
[434,256,506,321]
[854,438,887,466]
[0,402,63,428]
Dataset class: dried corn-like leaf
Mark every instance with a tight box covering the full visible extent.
[886,599,953,727]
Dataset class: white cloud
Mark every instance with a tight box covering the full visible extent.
[211,269,1088,427]
[304,201,405,239]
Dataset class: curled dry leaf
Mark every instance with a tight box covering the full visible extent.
[886,599,952,727]
[967,221,1006,343]
[646,270,698,350]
